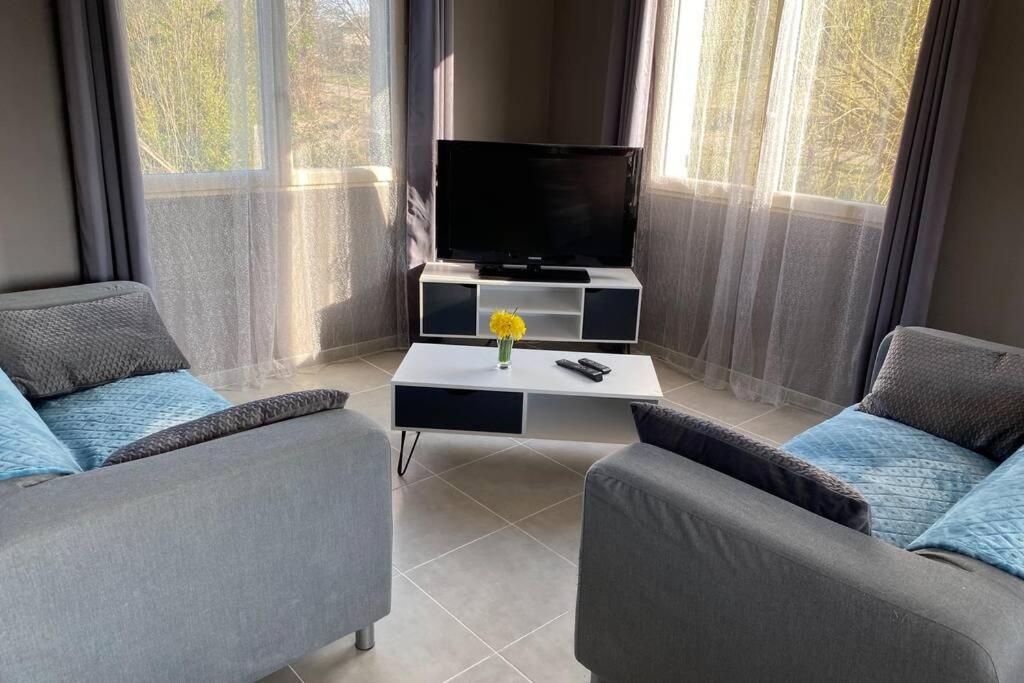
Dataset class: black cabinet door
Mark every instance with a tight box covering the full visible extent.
[582,288,640,341]
[422,282,477,336]
[394,386,523,434]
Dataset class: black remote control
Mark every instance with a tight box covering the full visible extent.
[578,358,611,375]
[556,359,604,382]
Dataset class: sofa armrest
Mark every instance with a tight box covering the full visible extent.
[0,408,392,683]
[576,443,1024,682]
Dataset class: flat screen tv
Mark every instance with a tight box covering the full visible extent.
[435,140,642,281]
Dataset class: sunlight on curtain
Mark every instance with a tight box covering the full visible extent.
[122,0,403,387]
[637,0,929,409]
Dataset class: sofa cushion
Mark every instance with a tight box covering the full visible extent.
[0,288,189,399]
[34,370,231,470]
[103,389,349,466]
[632,403,871,533]
[860,326,1024,461]
[0,369,81,481]
[784,406,997,548]
[909,446,1024,580]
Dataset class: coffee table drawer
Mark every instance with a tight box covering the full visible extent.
[394,386,523,434]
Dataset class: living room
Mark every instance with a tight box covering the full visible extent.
[1,0,1022,681]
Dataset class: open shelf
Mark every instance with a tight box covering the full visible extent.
[478,311,582,341]
[525,393,642,443]
[478,285,583,316]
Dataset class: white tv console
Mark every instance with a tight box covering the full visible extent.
[419,262,642,344]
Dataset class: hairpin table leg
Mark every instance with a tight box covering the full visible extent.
[397,430,421,476]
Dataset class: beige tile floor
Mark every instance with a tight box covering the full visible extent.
[235,349,827,683]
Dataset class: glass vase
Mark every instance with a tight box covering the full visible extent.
[496,337,514,369]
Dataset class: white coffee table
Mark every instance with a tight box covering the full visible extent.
[390,343,663,475]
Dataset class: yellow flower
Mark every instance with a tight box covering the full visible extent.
[489,309,527,341]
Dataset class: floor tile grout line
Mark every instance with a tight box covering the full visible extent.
[733,404,782,428]
[432,477,580,569]
[398,569,503,659]
[661,397,740,426]
[493,652,535,682]
[497,608,572,653]
[215,349,403,395]
[359,355,396,377]
[441,654,501,683]
[391,567,537,683]
[286,664,306,683]
[419,441,523,478]
[658,378,699,394]
[511,491,583,525]
[392,440,521,486]
[516,441,588,480]
[511,524,579,568]
[443,653,533,683]
[348,381,392,396]
[403,523,512,573]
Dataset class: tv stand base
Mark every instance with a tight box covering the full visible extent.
[476,264,591,283]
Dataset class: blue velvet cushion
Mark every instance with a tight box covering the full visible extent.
[34,370,232,471]
[0,368,80,480]
[909,446,1024,580]
[784,406,997,548]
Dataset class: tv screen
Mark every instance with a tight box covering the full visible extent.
[436,141,641,268]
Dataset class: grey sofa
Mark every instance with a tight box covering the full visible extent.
[575,330,1024,682]
[0,285,393,682]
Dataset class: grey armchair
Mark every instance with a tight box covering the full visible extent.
[0,286,393,682]
[575,329,1024,682]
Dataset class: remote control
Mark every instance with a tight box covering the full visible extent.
[578,358,611,375]
[556,359,604,382]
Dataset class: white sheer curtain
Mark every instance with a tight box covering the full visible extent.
[122,0,404,388]
[636,0,929,410]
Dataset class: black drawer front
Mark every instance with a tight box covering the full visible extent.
[582,288,640,341]
[422,282,477,336]
[394,386,523,434]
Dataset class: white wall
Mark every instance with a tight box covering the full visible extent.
[928,0,1024,347]
[452,0,619,145]
[453,0,555,143]
[0,1,80,293]
[547,0,620,144]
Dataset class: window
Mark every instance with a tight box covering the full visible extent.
[125,0,265,174]
[123,0,390,188]
[656,0,929,208]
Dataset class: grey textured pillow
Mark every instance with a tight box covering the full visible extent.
[860,326,1024,461]
[632,402,871,533]
[103,389,349,466]
[0,291,189,399]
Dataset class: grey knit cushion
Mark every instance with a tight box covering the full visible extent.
[103,389,349,466]
[0,291,189,399]
[632,402,871,533]
[860,326,1024,461]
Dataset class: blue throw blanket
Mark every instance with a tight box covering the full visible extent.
[784,407,996,548]
[34,371,231,471]
[0,368,80,480]
[910,447,1024,580]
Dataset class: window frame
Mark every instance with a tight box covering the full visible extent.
[138,0,393,196]
[647,0,898,225]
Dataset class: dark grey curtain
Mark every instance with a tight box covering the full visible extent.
[404,0,453,344]
[56,0,153,288]
[610,0,658,147]
[859,0,989,394]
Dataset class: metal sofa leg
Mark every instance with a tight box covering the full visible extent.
[355,624,375,651]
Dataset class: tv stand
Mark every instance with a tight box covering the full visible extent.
[419,262,642,343]
[477,264,591,284]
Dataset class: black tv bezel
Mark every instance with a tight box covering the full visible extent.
[435,140,642,269]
